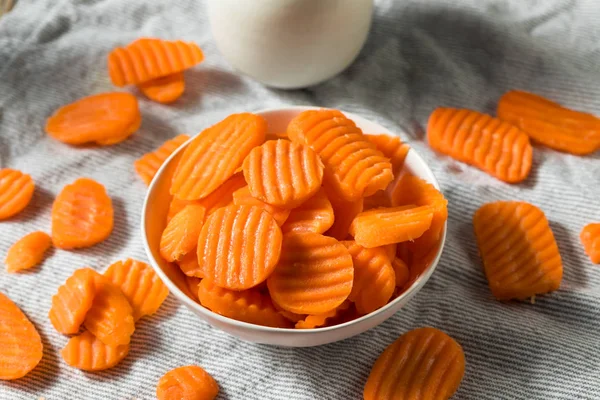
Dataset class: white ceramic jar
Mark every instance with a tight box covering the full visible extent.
[207,0,374,89]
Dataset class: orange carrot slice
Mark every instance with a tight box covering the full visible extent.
[108,38,204,87]
[178,251,203,278]
[138,72,185,104]
[134,134,190,185]
[49,267,97,334]
[0,169,35,220]
[427,107,533,183]
[197,205,282,290]
[267,233,354,314]
[324,185,364,241]
[51,178,113,249]
[185,276,202,301]
[363,190,391,211]
[5,231,52,273]
[61,331,129,371]
[287,109,393,200]
[497,90,600,155]
[365,134,410,174]
[171,113,267,200]
[0,292,43,380]
[392,257,409,288]
[581,223,600,264]
[473,201,563,300]
[349,205,434,248]
[295,300,351,329]
[156,365,219,400]
[45,92,141,146]
[166,197,197,224]
[281,188,334,234]
[272,298,305,324]
[198,173,247,215]
[364,327,465,400]
[232,186,291,226]
[383,244,397,262]
[197,280,289,328]
[104,258,169,321]
[341,241,395,315]
[83,273,135,347]
[160,204,206,263]
[243,139,324,208]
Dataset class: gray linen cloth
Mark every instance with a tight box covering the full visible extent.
[1,0,599,399]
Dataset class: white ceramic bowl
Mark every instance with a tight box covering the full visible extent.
[141,106,446,347]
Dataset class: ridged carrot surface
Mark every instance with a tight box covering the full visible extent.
[363,190,391,211]
[391,174,447,257]
[49,267,97,334]
[497,90,600,155]
[138,72,185,104]
[134,134,190,185]
[104,258,169,321]
[392,258,410,288]
[166,197,197,224]
[198,173,247,215]
[580,223,600,264]
[185,276,201,301]
[5,231,51,273]
[83,274,135,347]
[232,186,291,226]
[51,178,114,249]
[108,38,204,87]
[267,233,354,315]
[45,92,141,145]
[272,299,305,324]
[473,201,563,300]
[0,292,43,380]
[178,251,203,278]
[61,331,129,371]
[364,327,465,400]
[366,134,410,174]
[287,109,393,200]
[160,204,206,263]
[156,365,219,400]
[281,188,334,234]
[341,241,395,315]
[197,205,282,290]
[350,205,434,248]
[427,107,533,183]
[0,169,35,220]
[171,113,267,200]
[324,185,364,240]
[243,139,324,208]
[295,300,351,329]
[197,280,289,328]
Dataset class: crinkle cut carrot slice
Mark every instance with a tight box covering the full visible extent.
[0,292,43,380]
[49,267,97,334]
[473,201,563,300]
[427,108,533,183]
[365,134,410,174]
[580,223,600,264]
[166,197,197,224]
[0,169,35,221]
[243,139,324,208]
[383,244,397,262]
[160,204,206,263]
[108,38,204,87]
[5,231,52,273]
[178,251,203,278]
[324,185,364,241]
[232,186,291,226]
[295,300,351,329]
[392,257,409,288]
[185,276,202,301]
[104,258,169,321]
[45,92,141,146]
[349,205,434,248]
[171,113,267,200]
[287,109,393,201]
[198,173,246,215]
[272,298,305,324]
[138,72,185,104]
[281,188,334,234]
[197,205,282,290]
[135,134,190,185]
[497,90,600,155]
[267,233,354,315]
[341,241,395,315]
[364,327,465,400]
[197,280,289,328]
[156,365,219,400]
[51,178,114,249]
[83,273,135,347]
[61,331,129,372]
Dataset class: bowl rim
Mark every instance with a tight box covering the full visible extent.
[141,105,446,335]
